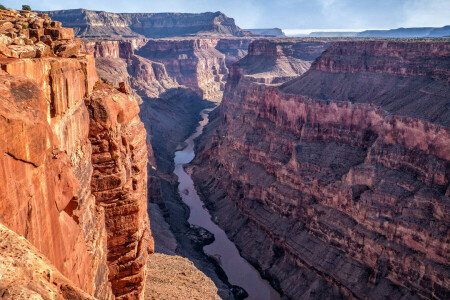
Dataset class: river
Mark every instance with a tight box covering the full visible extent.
[174,108,281,300]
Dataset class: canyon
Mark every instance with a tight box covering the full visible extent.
[0,9,222,300]
[192,40,450,299]
[1,5,449,300]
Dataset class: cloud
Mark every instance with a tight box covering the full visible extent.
[402,0,450,27]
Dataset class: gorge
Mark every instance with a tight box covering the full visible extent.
[0,5,449,300]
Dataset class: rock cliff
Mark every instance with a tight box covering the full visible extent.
[81,36,240,298]
[230,39,329,84]
[46,9,251,38]
[135,38,253,101]
[0,9,152,299]
[192,40,450,299]
[82,39,178,101]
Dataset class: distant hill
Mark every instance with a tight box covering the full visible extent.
[245,28,286,37]
[309,32,359,37]
[297,25,450,38]
[357,25,450,37]
[44,9,251,38]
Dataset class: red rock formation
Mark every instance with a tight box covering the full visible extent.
[0,10,152,300]
[136,38,253,101]
[86,82,153,299]
[82,40,178,101]
[230,39,329,84]
[281,41,450,126]
[192,40,450,299]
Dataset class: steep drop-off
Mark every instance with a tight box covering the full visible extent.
[192,40,450,299]
[84,36,241,298]
[0,10,152,299]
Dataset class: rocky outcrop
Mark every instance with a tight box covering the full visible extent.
[230,39,330,84]
[145,253,221,299]
[0,9,152,300]
[46,9,251,38]
[192,40,450,299]
[86,82,152,299]
[0,223,95,299]
[0,9,81,59]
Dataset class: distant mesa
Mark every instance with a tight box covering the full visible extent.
[290,25,450,37]
[245,28,286,37]
[44,9,253,38]
[357,25,450,37]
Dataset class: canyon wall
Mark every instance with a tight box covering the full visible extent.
[136,38,253,101]
[0,9,152,299]
[46,9,251,38]
[230,39,330,84]
[82,39,178,101]
[192,40,450,299]
[83,36,239,297]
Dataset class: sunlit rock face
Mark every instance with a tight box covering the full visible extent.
[0,9,153,300]
[192,40,450,299]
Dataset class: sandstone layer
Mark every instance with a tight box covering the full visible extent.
[0,9,152,299]
[192,40,450,299]
[46,9,251,38]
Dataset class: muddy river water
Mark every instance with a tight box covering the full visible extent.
[174,108,281,300]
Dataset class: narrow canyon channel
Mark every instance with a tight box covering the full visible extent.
[174,108,281,300]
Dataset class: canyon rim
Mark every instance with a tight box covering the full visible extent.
[0,2,449,300]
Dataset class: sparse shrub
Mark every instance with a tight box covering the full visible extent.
[22,5,31,11]
[22,24,28,29]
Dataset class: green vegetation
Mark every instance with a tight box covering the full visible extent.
[22,24,28,29]
[0,4,7,10]
[22,5,31,11]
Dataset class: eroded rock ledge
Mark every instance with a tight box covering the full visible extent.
[192,40,450,299]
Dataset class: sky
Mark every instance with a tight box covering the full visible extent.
[3,0,450,31]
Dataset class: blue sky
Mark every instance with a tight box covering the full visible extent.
[3,0,449,29]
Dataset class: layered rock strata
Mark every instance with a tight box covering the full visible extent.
[192,41,450,299]
[136,38,253,101]
[0,9,152,299]
[46,9,251,38]
[82,39,178,102]
[86,82,153,299]
[230,39,330,84]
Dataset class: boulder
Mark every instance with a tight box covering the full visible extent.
[55,39,81,58]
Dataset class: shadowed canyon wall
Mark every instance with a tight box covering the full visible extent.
[192,40,450,299]
[0,9,152,299]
